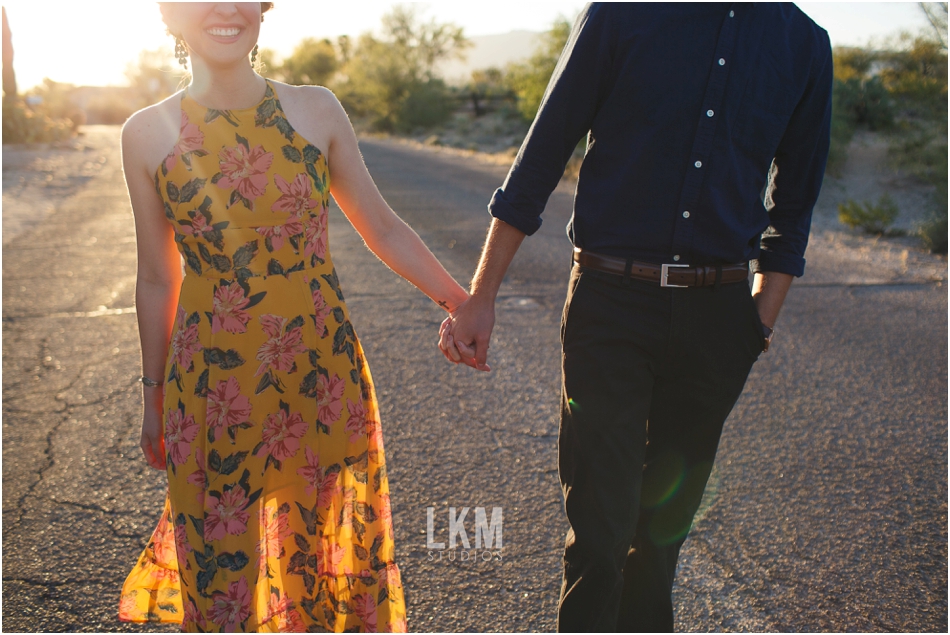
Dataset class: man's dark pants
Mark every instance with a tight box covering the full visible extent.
[556,264,764,632]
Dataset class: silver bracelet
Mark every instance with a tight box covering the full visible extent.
[139,375,163,388]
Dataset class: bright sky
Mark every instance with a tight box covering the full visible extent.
[2,1,938,91]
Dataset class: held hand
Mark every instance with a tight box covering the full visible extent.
[140,408,166,470]
[438,296,495,372]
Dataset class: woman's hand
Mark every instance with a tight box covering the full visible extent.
[438,297,493,372]
[140,407,166,470]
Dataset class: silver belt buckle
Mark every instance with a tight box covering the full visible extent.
[660,263,689,287]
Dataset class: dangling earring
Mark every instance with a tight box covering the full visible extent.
[175,37,189,70]
[250,44,259,66]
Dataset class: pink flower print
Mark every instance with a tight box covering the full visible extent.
[187,447,207,503]
[206,376,253,431]
[262,590,306,632]
[118,593,138,620]
[165,408,198,467]
[171,306,202,370]
[209,576,251,632]
[365,417,384,453]
[217,143,273,202]
[204,487,250,540]
[150,566,180,584]
[317,540,346,577]
[180,210,214,240]
[345,397,366,443]
[175,522,193,571]
[278,607,306,633]
[317,373,345,426]
[311,286,332,335]
[212,283,252,335]
[388,617,408,633]
[296,446,341,507]
[256,504,292,564]
[256,219,303,252]
[183,598,208,631]
[304,210,328,261]
[378,561,402,592]
[151,512,177,566]
[257,408,308,461]
[255,314,306,376]
[271,173,319,216]
[350,593,378,632]
[378,493,394,537]
[164,110,205,172]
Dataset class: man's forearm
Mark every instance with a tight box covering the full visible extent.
[751,271,794,329]
[470,218,527,301]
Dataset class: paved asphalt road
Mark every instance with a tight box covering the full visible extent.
[2,127,947,632]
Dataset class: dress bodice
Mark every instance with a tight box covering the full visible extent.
[156,80,331,279]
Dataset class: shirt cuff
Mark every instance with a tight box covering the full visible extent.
[487,188,543,236]
[751,252,806,277]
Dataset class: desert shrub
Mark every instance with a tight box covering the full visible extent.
[838,194,900,234]
[337,6,469,132]
[504,17,571,122]
[919,212,948,253]
[2,95,73,143]
[85,96,136,125]
[833,76,895,131]
[278,38,339,86]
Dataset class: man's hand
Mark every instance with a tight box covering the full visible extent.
[438,295,495,372]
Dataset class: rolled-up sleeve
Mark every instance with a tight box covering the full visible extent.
[488,3,614,235]
[753,29,833,276]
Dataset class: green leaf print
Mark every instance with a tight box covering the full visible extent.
[256,98,277,124]
[198,243,213,264]
[179,177,207,204]
[216,551,249,571]
[211,254,232,273]
[194,369,210,397]
[321,269,345,301]
[303,145,322,164]
[282,145,303,163]
[296,501,319,536]
[166,181,180,203]
[275,116,295,142]
[202,347,246,370]
[232,240,259,268]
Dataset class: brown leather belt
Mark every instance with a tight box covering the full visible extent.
[573,248,749,288]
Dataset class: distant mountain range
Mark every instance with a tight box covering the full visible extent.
[435,30,543,85]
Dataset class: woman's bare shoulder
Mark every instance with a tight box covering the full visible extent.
[121,92,184,172]
[270,81,348,149]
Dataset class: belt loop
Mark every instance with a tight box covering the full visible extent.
[622,258,633,287]
[714,264,723,291]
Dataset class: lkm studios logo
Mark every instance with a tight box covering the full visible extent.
[426,506,504,563]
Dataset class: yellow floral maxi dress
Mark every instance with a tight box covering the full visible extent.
[119,81,407,632]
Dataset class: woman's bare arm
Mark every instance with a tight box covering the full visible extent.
[121,107,183,470]
[288,86,469,314]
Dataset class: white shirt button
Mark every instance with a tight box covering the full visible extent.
[673,255,681,262]
[729,10,735,17]
[682,211,690,219]
[718,58,726,66]
[706,109,714,117]
[694,160,702,168]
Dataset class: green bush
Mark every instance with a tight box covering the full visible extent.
[336,6,469,133]
[838,194,900,234]
[919,212,948,253]
[2,96,73,144]
[504,17,571,122]
[833,76,895,131]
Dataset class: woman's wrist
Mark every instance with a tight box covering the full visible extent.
[437,286,471,314]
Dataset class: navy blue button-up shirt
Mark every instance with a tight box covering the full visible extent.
[488,2,833,276]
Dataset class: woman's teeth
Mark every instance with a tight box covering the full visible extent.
[207,28,241,37]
